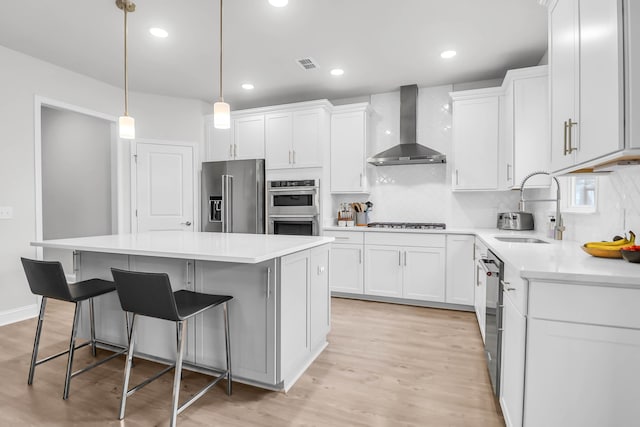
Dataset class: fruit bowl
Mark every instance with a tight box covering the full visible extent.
[621,246,640,263]
[581,245,623,259]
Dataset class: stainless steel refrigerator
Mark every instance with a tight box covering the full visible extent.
[201,159,265,233]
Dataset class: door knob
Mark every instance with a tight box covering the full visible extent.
[181,221,192,226]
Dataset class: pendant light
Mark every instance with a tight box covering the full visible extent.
[116,0,136,139]
[214,0,231,129]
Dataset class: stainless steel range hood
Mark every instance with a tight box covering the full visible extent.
[368,84,446,166]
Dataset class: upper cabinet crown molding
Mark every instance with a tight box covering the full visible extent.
[232,99,333,116]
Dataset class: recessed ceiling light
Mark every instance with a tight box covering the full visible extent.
[242,83,255,90]
[440,50,457,59]
[149,27,168,38]
[268,0,288,7]
[330,68,344,76]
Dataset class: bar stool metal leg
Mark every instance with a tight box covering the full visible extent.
[89,298,97,357]
[119,313,137,420]
[170,321,186,427]
[223,302,232,395]
[28,297,48,385]
[63,302,81,400]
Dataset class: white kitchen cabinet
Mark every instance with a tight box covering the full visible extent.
[205,113,264,161]
[450,89,501,190]
[403,247,445,302]
[474,240,488,341]
[364,245,403,297]
[548,0,624,172]
[265,105,329,170]
[499,290,526,427]
[205,114,233,161]
[196,259,277,385]
[280,250,311,381]
[233,114,265,160]
[501,66,550,189]
[325,231,364,295]
[364,233,446,301]
[445,235,475,306]
[330,103,370,193]
[309,245,330,350]
[265,112,292,169]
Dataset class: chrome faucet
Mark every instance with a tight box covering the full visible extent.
[518,171,565,240]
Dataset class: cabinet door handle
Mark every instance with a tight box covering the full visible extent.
[567,118,578,154]
[506,163,512,181]
[266,267,271,298]
[359,249,362,264]
[404,251,407,266]
[500,279,515,291]
[229,144,233,158]
[334,236,349,240]
[186,261,191,289]
[398,251,402,266]
[455,169,459,186]
[289,150,292,164]
[563,120,569,155]
[292,150,296,164]
[72,250,79,273]
[234,144,238,158]
[359,173,363,188]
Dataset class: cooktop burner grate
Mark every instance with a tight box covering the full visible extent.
[367,222,446,230]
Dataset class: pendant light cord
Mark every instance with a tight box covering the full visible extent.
[124,3,129,116]
[219,0,224,101]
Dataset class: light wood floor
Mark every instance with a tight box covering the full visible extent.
[0,298,504,426]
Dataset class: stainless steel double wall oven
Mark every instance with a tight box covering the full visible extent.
[267,179,320,236]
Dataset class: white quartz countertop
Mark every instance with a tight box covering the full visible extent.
[32,231,334,264]
[323,226,640,287]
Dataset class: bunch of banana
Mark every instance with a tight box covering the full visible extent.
[584,231,636,250]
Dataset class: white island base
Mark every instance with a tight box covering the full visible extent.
[33,232,333,392]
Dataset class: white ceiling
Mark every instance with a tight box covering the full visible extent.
[0,0,547,110]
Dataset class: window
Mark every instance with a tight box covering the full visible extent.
[564,176,597,213]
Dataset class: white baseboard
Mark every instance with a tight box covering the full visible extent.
[0,304,39,327]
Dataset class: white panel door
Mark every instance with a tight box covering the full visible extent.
[265,112,293,169]
[234,114,265,160]
[452,96,500,190]
[292,109,323,168]
[403,247,445,302]
[445,235,475,305]
[135,142,194,232]
[576,0,624,163]
[364,245,403,297]
[499,292,526,427]
[331,111,366,192]
[280,250,311,380]
[549,0,578,171]
[329,244,363,294]
[525,318,640,427]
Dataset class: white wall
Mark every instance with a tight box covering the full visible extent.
[330,85,521,227]
[0,45,209,323]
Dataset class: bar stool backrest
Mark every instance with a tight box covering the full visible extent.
[111,268,181,321]
[21,258,72,301]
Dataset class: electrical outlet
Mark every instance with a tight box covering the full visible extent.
[0,206,13,219]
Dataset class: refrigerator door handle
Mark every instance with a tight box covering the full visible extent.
[222,174,233,232]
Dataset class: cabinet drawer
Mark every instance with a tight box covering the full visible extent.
[529,281,640,329]
[324,230,364,244]
[364,232,445,248]
[502,262,527,315]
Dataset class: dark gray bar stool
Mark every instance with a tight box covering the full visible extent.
[111,268,232,427]
[20,258,129,400]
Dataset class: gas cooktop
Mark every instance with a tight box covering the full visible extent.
[367,222,446,230]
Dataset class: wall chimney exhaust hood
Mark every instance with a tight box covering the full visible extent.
[368,84,446,166]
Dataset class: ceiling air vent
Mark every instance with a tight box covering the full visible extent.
[296,57,319,70]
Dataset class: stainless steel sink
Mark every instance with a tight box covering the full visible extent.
[494,236,549,244]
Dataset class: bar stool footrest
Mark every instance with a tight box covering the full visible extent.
[176,369,231,416]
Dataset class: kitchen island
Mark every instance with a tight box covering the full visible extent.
[32,231,334,392]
